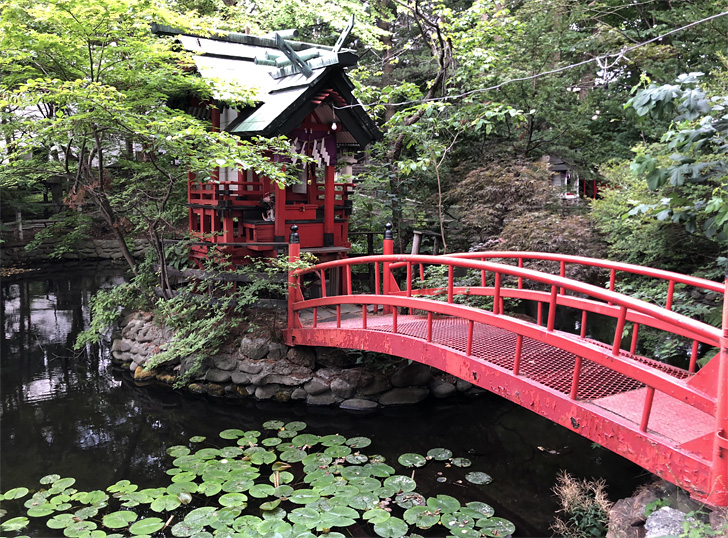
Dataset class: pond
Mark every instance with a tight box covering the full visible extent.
[0,263,648,536]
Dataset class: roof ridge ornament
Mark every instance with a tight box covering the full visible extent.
[333,15,355,53]
[275,33,313,78]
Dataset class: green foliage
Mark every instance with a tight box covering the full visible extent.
[0,423,513,538]
[24,211,93,259]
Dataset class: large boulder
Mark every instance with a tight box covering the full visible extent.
[378,387,429,406]
[287,346,316,368]
[390,363,432,387]
[240,337,270,360]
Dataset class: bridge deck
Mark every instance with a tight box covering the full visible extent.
[307,311,714,459]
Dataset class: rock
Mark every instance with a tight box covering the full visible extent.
[156,373,177,385]
[315,347,354,368]
[206,383,225,397]
[307,390,340,406]
[238,358,265,375]
[180,355,205,377]
[303,379,329,396]
[206,368,232,383]
[133,366,157,381]
[340,398,379,411]
[228,385,252,398]
[357,372,391,396]
[266,371,313,386]
[120,340,131,352]
[645,507,694,538]
[267,343,288,360]
[378,387,430,406]
[212,355,237,371]
[240,337,269,360]
[111,339,123,352]
[330,377,356,399]
[291,387,308,400]
[430,379,456,399]
[130,361,140,372]
[231,371,252,385]
[456,379,473,392]
[709,509,728,534]
[255,384,282,400]
[390,363,432,387]
[287,346,316,368]
[315,367,342,383]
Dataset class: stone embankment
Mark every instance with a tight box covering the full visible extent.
[112,313,484,410]
[2,239,147,265]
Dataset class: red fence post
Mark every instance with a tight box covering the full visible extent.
[288,225,302,330]
[383,223,393,314]
[710,269,728,505]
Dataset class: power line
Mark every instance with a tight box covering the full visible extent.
[335,9,728,111]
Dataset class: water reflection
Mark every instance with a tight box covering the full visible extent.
[0,263,647,537]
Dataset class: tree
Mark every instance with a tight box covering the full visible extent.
[0,0,296,296]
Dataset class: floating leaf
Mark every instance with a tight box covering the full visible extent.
[427,494,461,513]
[248,484,275,498]
[128,517,164,535]
[369,455,387,463]
[347,477,381,492]
[272,462,292,472]
[167,482,198,495]
[288,507,321,528]
[50,477,76,493]
[263,420,285,430]
[274,485,295,498]
[77,490,108,505]
[373,516,409,538]
[150,495,181,512]
[278,429,298,439]
[347,437,372,448]
[384,475,417,493]
[220,429,246,439]
[285,421,307,432]
[178,491,193,505]
[363,508,391,524]
[171,521,203,537]
[258,518,292,537]
[317,506,358,530]
[196,482,222,497]
[40,474,61,485]
[74,506,100,520]
[345,453,368,465]
[348,492,379,510]
[289,489,320,504]
[64,520,98,537]
[3,487,29,500]
[466,502,495,518]
[261,507,287,520]
[220,446,243,458]
[324,445,351,458]
[398,453,426,468]
[262,437,282,447]
[451,458,471,468]
[195,448,221,460]
[320,434,346,446]
[365,463,396,477]
[292,434,320,448]
[221,477,254,493]
[280,448,307,463]
[260,498,281,511]
[1,516,29,532]
[394,492,426,509]
[426,448,453,461]
[404,506,440,529]
[478,517,516,537]
[302,453,332,468]
[219,493,248,507]
[270,471,294,485]
[166,446,191,458]
[172,471,197,483]
[102,511,138,529]
[465,472,492,485]
[185,506,217,527]
[27,505,55,517]
[189,436,206,443]
[442,513,476,532]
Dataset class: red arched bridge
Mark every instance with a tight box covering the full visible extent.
[283,226,728,506]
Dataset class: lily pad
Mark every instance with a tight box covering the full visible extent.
[346,453,368,465]
[196,482,222,497]
[466,501,495,518]
[398,453,427,467]
[27,505,55,517]
[40,474,61,485]
[219,493,248,507]
[262,437,282,447]
[394,492,426,509]
[289,489,320,505]
[285,421,307,432]
[347,436,372,448]
[220,429,246,439]
[320,434,346,446]
[324,445,351,458]
[171,521,203,537]
[63,519,98,537]
[280,448,307,463]
[270,471,295,484]
[404,506,441,529]
[292,434,320,448]
[373,516,409,538]
[102,511,138,529]
[248,484,275,498]
[184,506,217,526]
[363,508,391,524]
[347,492,380,510]
[465,472,493,485]
[427,494,461,513]
[260,499,281,511]
[263,420,285,430]
[150,495,181,512]
[107,480,137,494]
[274,485,295,498]
[50,477,76,493]
[451,457,472,468]
[365,463,396,477]
[189,436,206,443]
[128,517,165,535]
[478,517,516,537]
[166,446,191,457]
[426,448,453,461]
[384,475,417,493]
[1,516,29,532]
[47,513,76,530]
[288,507,321,528]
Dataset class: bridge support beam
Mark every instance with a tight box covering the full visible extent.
[708,271,728,505]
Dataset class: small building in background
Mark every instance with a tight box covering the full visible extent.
[152,22,381,267]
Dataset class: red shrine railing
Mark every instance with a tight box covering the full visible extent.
[284,224,728,506]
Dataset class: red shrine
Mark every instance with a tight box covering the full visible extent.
[152,22,381,267]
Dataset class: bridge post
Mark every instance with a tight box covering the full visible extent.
[710,268,728,505]
[288,225,302,330]
[383,223,393,314]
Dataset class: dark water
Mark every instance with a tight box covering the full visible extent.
[0,263,648,536]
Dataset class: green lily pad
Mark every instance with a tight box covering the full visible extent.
[274,485,295,498]
[171,521,203,537]
[50,477,76,493]
[394,492,426,509]
[172,471,197,483]
[40,474,61,485]
[398,453,426,468]
[74,506,100,520]
[261,507,287,520]
[248,484,275,498]
[292,434,320,448]
[166,446,191,457]
[150,494,181,512]
[221,477,254,493]
[189,436,206,443]
[303,453,333,468]
[250,449,277,465]
[27,504,55,517]
[64,520,98,537]
[195,448,221,460]
[278,429,298,439]
[285,421,307,432]
[289,489,320,504]
[451,457,471,468]
[280,448,307,463]
[426,448,453,461]
[220,446,243,458]
[324,445,351,458]
[288,507,321,528]
[47,513,76,529]
[107,480,137,494]
[219,493,248,507]
[384,475,417,493]
[373,516,409,538]
[270,471,295,484]
[363,508,391,524]
[1,516,29,532]
[177,491,193,505]
[365,463,396,477]
[340,466,368,480]
[220,429,246,439]
[467,501,495,518]
[260,498,281,511]
[348,492,380,510]
[128,517,164,535]
[348,477,381,492]
[166,482,198,495]
[77,490,108,505]
[263,420,285,430]
[184,506,217,526]
[404,505,441,529]
[478,517,516,537]
[3,487,29,500]
[347,436,372,448]
[262,437,282,447]
[102,511,138,529]
[442,513,476,531]
[196,482,222,497]
[320,434,346,446]
[465,472,492,485]
[428,494,461,513]
[258,518,292,537]
[317,506,359,530]
[346,453,368,465]
[272,462,292,471]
